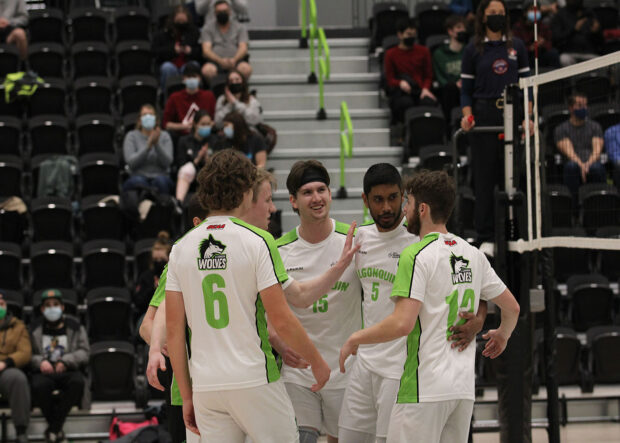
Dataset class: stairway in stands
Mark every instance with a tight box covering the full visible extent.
[250,38,400,232]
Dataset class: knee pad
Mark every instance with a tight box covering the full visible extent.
[179,162,197,182]
[298,427,319,443]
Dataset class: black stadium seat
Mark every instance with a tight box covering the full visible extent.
[424,34,449,53]
[568,274,614,331]
[79,153,120,197]
[28,78,67,117]
[71,41,110,78]
[0,155,23,198]
[69,8,109,44]
[579,183,620,232]
[29,154,77,200]
[587,326,620,384]
[28,42,65,78]
[82,240,126,290]
[414,1,451,45]
[73,77,114,117]
[28,115,70,157]
[28,8,65,45]
[90,341,136,400]
[575,73,611,104]
[31,196,73,242]
[0,117,22,157]
[133,238,155,278]
[551,227,592,282]
[119,76,158,116]
[591,103,620,132]
[0,242,22,290]
[547,184,573,228]
[114,7,151,42]
[115,40,152,78]
[369,2,409,52]
[86,287,132,341]
[540,327,586,387]
[30,241,74,291]
[404,106,446,157]
[0,206,26,244]
[419,144,452,171]
[135,200,175,240]
[0,44,20,78]
[81,195,125,241]
[75,114,116,156]
[595,227,620,281]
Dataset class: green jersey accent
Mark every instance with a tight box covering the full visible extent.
[396,318,422,403]
[255,296,280,383]
[148,265,168,308]
[276,228,299,248]
[334,220,351,236]
[391,233,440,299]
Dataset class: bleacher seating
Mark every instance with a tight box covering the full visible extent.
[30,196,73,242]
[0,117,22,156]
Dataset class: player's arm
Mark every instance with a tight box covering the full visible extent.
[139,306,157,344]
[340,297,421,372]
[146,299,168,391]
[261,283,330,391]
[267,320,309,369]
[448,300,488,351]
[284,222,359,308]
[482,288,520,359]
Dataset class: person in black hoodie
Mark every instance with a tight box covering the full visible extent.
[153,5,203,94]
[551,0,603,66]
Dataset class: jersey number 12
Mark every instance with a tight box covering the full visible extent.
[202,274,229,329]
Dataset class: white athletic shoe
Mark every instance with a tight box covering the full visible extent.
[479,242,495,257]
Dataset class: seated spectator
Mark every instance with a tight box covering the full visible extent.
[0,0,27,60]
[0,292,31,443]
[384,18,436,124]
[31,290,89,443]
[216,111,267,167]
[133,231,171,317]
[604,122,620,187]
[163,63,216,139]
[513,3,560,68]
[199,0,252,82]
[214,69,262,129]
[175,110,220,202]
[123,104,175,196]
[551,0,603,66]
[450,0,475,27]
[195,0,248,23]
[432,15,467,119]
[153,5,202,93]
[554,93,606,200]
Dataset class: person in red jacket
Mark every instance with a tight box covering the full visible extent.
[163,63,216,140]
[384,18,437,124]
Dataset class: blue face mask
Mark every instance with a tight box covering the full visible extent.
[573,107,588,120]
[141,114,156,130]
[198,125,212,138]
[527,11,541,22]
[224,126,234,139]
[43,306,63,322]
[184,77,200,91]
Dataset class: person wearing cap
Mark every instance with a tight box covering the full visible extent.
[0,292,31,443]
[30,290,90,443]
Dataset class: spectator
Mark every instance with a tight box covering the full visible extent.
[175,110,220,202]
[123,104,175,196]
[555,93,606,200]
[216,111,267,168]
[450,0,476,28]
[133,231,171,317]
[214,69,262,129]
[0,0,27,60]
[31,290,89,443]
[163,63,216,139]
[604,122,620,187]
[195,0,249,23]
[0,292,31,443]
[512,3,560,68]
[199,0,252,82]
[384,18,436,125]
[152,5,202,93]
[551,0,603,66]
[433,15,468,118]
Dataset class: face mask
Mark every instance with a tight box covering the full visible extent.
[153,259,167,276]
[228,83,243,94]
[573,108,588,120]
[216,12,229,25]
[198,125,212,138]
[223,126,234,139]
[456,31,469,43]
[527,11,541,22]
[174,22,188,32]
[184,77,200,91]
[43,306,63,323]
[486,14,506,33]
[141,114,156,130]
[403,36,416,47]
[0,306,6,320]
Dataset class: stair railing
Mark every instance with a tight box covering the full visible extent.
[303,0,330,119]
[337,101,353,198]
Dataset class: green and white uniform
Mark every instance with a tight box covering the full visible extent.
[339,219,418,440]
[386,232,506,443]
[277,219,362,436]
[166,215,298,442]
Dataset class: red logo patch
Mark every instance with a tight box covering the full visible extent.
[207,224,225,230]
[445,240,457,246]
[492,58,508,75]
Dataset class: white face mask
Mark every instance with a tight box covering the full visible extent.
[43,306,63,322]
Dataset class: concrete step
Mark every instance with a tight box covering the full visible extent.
[273,166,401,190]
[250,38,369,58]
[263,108,389,131]
[252,56,369,76]
[258,91,380,111]
[276,128,389,149]
[267,146,402,169]
[250,72,379,94]
[279,207,366,233]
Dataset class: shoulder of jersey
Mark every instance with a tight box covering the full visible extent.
[230,217,275,242]
[402,232,440,258]
[276,227,298,248]
[334,220,354,236]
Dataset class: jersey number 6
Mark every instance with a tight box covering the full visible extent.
[202,274,230,329]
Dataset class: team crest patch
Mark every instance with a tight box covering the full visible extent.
[197,234,227,270]
[450,253,472,284]
[492,58,508,75]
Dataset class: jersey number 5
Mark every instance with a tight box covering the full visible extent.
[202,274,229,329]
[445,288,475,339]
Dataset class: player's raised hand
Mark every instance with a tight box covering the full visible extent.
[310,358,330,392]
[336,221,361,269]
[339,337,359,373]
[449,311,484,352]
[481,329,509,359]
[146,351,167,391]
[282,348,310,369]
[183,399,200,436]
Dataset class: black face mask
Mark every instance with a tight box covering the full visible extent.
[216,12,230,25]
[153,259,167,276]
[228,83,243,94]
[486,14,506,32]
[174,22,188,32]
[403,36,416,47]
[456,31,469,43]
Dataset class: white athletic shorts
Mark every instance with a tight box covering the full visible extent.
[284,382,344,437]
[386,399,474,443]
[193,380,299,443]
[338,360,400,439]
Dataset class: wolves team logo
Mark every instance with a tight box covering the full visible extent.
[197,235,227,270]
[450,253,472,284]
[492,58,508,75]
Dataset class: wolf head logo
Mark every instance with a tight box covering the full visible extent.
[450,254,469,274]
[199,235,226,259]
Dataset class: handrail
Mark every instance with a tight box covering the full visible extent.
[299,0,308,48]
[305,0,330,119]
[307,0,318,83]
[316,27,330,119]
[337,101,353,198]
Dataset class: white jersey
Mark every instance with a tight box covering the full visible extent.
[277,219,362,389]
[391,232,506,403]
[355,219,418,379]
[166,215,288,392]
